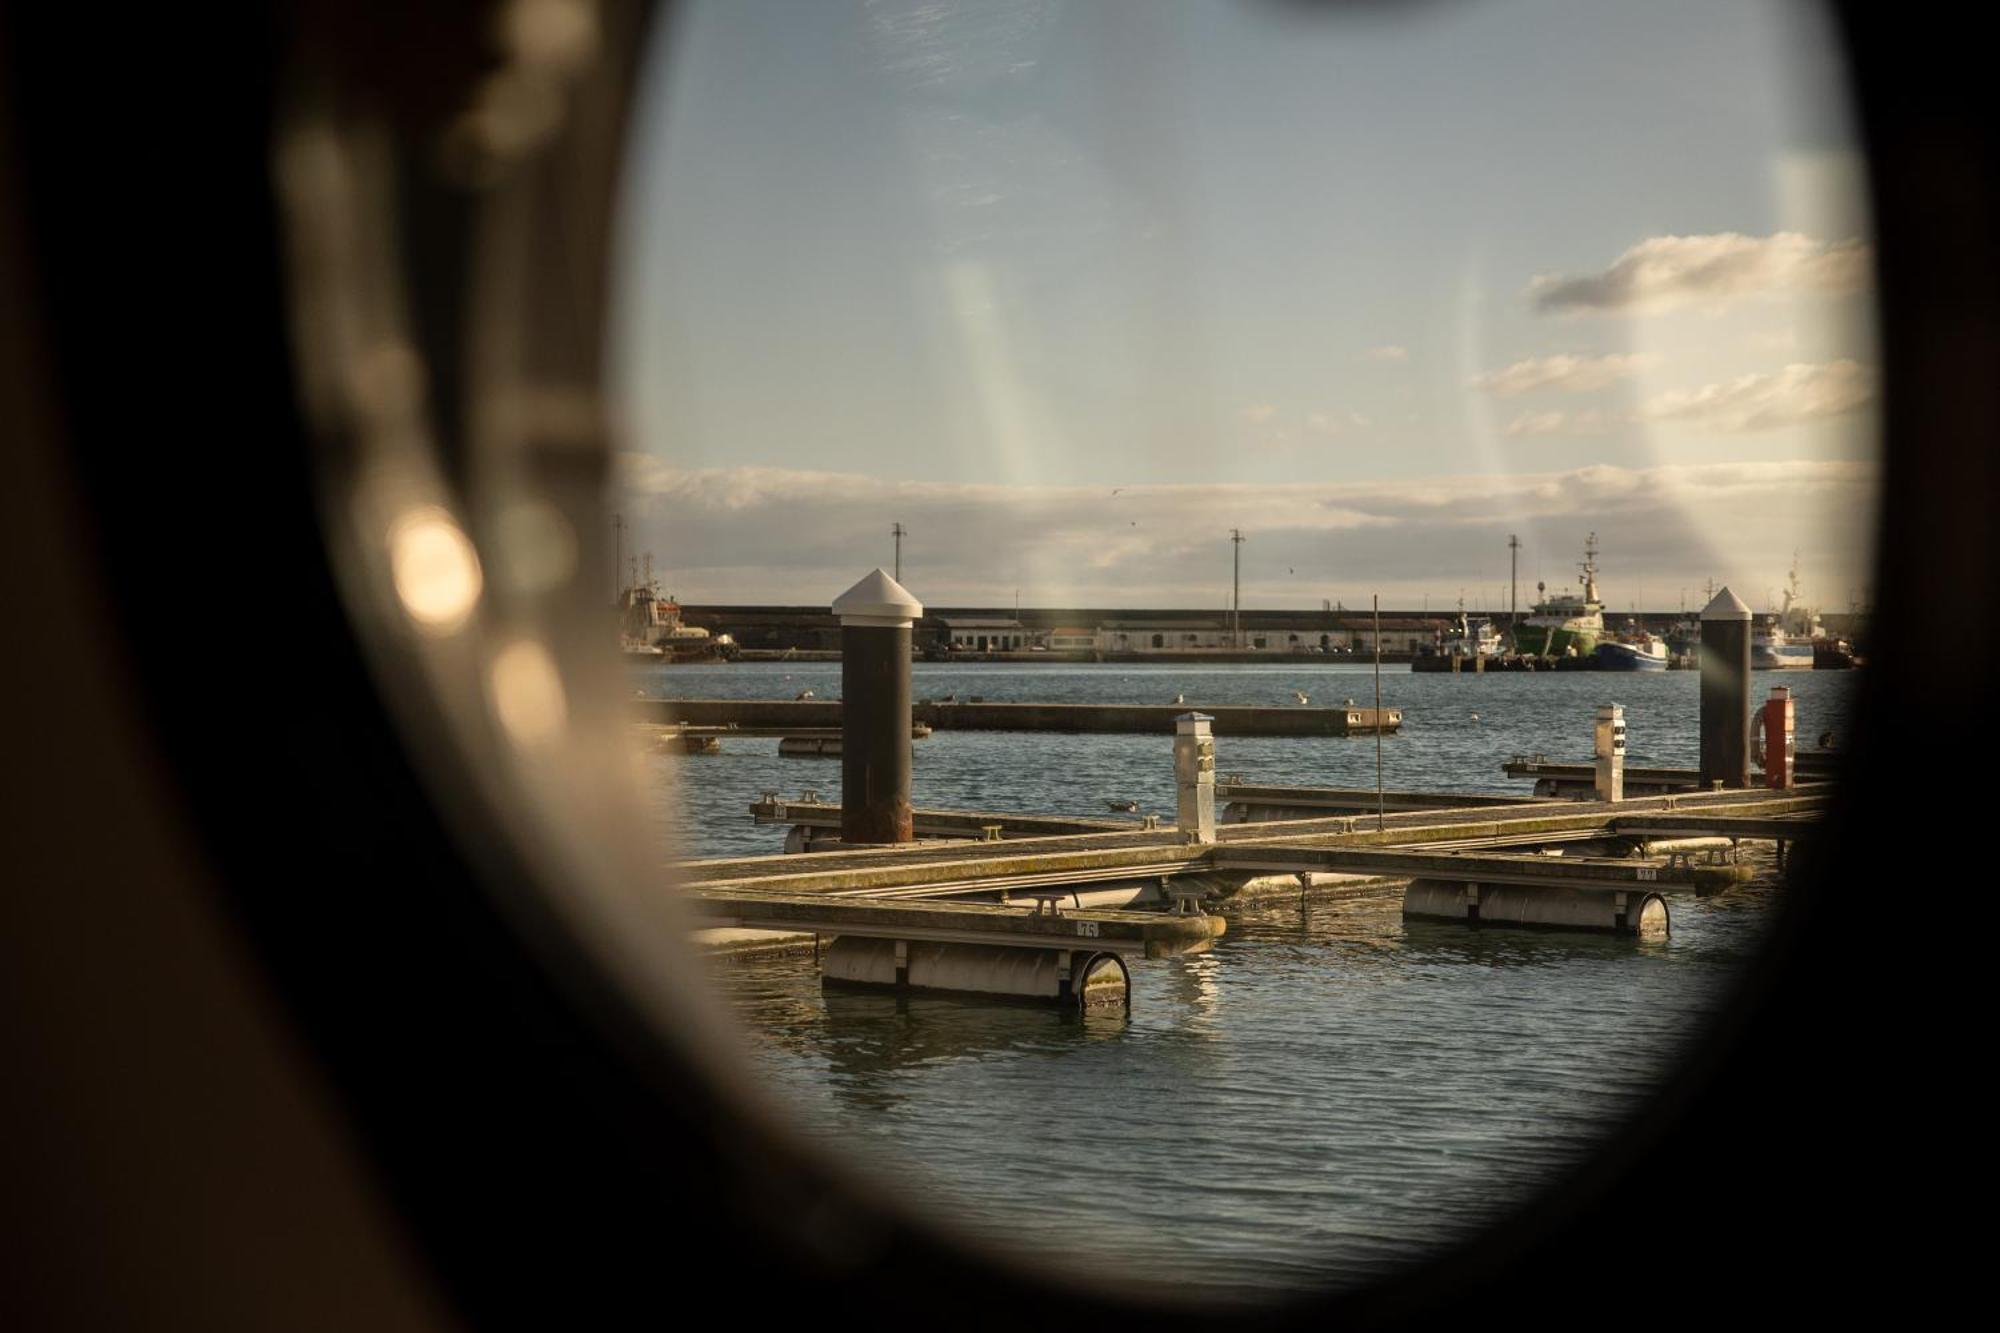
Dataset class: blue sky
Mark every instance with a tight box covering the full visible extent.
[611,0,1876,614]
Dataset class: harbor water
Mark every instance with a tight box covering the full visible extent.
[639,663,1855,1300]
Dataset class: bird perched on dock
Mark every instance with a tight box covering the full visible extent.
[1293,690,1310,705]
[1105,799,1140,813]
[1343,698,1355,707]
[794,689,815,701]
[937,693,956,703]
[1172,692,1185,704]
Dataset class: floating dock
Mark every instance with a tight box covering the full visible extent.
[685,780,1824,1003]
[640,698,1399,736]
[1503,750,1838,796]
[679,574,1818,1006]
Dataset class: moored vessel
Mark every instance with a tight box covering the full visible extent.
[1593,621,1668,671]
[1751,557,1820,670]
[1413,604,1505,671]
[1511,533,1605,659]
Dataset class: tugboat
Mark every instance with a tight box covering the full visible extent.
[1512,533,1606,660]
[619,560,736,662]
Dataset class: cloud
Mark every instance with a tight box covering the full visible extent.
[1306,410,1370,435]
[1639,360,1876,432]
[614,454,1877,606]
[1470,353,1651,397]
[1531,232,1871,315]
[1366,345,1409,363]
[1240,404,1279,425]
[1504,410,1615,438]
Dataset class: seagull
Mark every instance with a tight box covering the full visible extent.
[1343,698,1356,707]
[1470,711,1481,722]
[1172,692,1185,704]
[1110,487,1123,496]
[1105,799,1140,813]
[794,689,815,701]
[1293,690,1310,705]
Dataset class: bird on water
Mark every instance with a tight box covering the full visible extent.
[794,689,815,701]
[1172,692,1185,704]
[1293,690,1310,705]
[1106,799,1140,813]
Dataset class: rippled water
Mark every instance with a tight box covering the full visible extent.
[638,663,1854,1300]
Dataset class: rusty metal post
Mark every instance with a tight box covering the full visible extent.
[833,569,921,844]
[1700,586,1752,789]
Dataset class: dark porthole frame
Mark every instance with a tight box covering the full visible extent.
[1,1,1987,1326]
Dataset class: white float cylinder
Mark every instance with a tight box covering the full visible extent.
[1402,878,1667,936]
[820,938,1131,1008]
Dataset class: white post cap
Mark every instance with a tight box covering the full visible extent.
[832,568,923,628]
[1700,586,1752,621]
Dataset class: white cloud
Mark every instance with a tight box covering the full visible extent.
[1640,360,1876,433]
[1305,412,1339,436]
[1504,410,1615,438]
[614,455,1876,606]
[1367,345,1409,363]
[1531,232,1871,315]
[1470,353,1651,397]
[1240,404,1279,425]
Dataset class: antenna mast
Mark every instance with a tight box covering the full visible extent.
[892,522,906,582]
[1508,533,1520,638]
[613,513,625,603]
[1229,529,1246,648]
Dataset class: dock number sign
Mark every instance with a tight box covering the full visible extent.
[1074,921,1100,938]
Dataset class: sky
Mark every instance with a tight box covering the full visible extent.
[609,0,1877,615]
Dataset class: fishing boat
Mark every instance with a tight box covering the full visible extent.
[1752,557,1820,670]
[1412,604,1504,671]
[1511,533,1605,659]
[1594,621,1668,671]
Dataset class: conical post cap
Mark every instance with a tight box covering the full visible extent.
[1700,585,1752,621]
[833,568,923,627]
